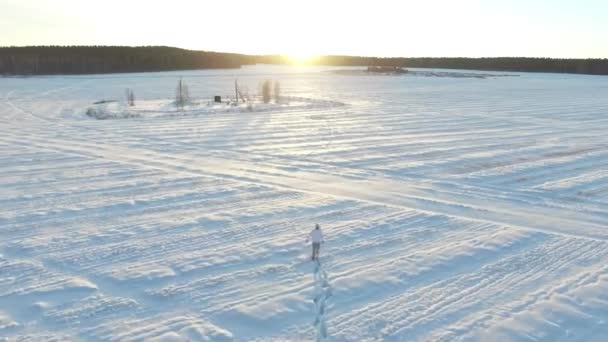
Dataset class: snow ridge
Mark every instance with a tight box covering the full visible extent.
[313,260,332,341]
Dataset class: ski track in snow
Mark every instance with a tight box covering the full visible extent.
[1,66,608,341]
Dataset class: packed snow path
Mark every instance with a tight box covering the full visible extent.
[1,66,608,340]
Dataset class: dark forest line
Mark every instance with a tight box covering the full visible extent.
[1,46,608,75]
[0,46,255,75]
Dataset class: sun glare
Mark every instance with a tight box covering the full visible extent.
[286,52,316,64]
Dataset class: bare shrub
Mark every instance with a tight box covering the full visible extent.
[175,78,190,109]
[85,106,110,119]
[262,79,272,104]
[274,81,281,103]
[85,105,139,120]
[237,84,250,103]
[86,107,98,117]
[125,88,135,106]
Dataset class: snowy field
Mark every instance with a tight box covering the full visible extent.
[1,65,608,341]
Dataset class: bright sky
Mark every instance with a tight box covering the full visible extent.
[1,0,607,58]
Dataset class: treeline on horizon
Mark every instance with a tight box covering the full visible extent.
[0,46,255,75]
[1,46,608,76]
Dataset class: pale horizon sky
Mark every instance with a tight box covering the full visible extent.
[1,0,607,59]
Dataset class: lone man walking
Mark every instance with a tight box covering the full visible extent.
[307,224,324,261]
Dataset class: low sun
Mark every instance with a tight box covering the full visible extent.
[286,51,317,64]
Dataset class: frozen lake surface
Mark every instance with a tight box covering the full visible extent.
[1,65,608,341]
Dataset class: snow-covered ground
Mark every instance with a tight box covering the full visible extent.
[1,65,608,341]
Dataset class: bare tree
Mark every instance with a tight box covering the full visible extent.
[125,88,135,106]
[235,79,239,103]
[274,81,281,103]
[262,79,272,104]
[175,78,190,109]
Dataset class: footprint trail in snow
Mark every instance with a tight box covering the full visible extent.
[313,260,332,341]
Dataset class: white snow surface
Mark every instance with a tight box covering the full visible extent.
[1,65,608,341]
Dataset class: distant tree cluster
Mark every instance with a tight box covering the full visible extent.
[259,55,608,75]
[398,57,608,75]
[0,46,255,75]
[2,46,608,76]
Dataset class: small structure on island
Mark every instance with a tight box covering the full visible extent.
[214,96,222,103]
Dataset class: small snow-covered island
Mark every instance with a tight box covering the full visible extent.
[332,65,518,78]
[366,65,408,74]
[86,78,344,120]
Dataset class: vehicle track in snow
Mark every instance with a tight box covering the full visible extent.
[1,129,607,242]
